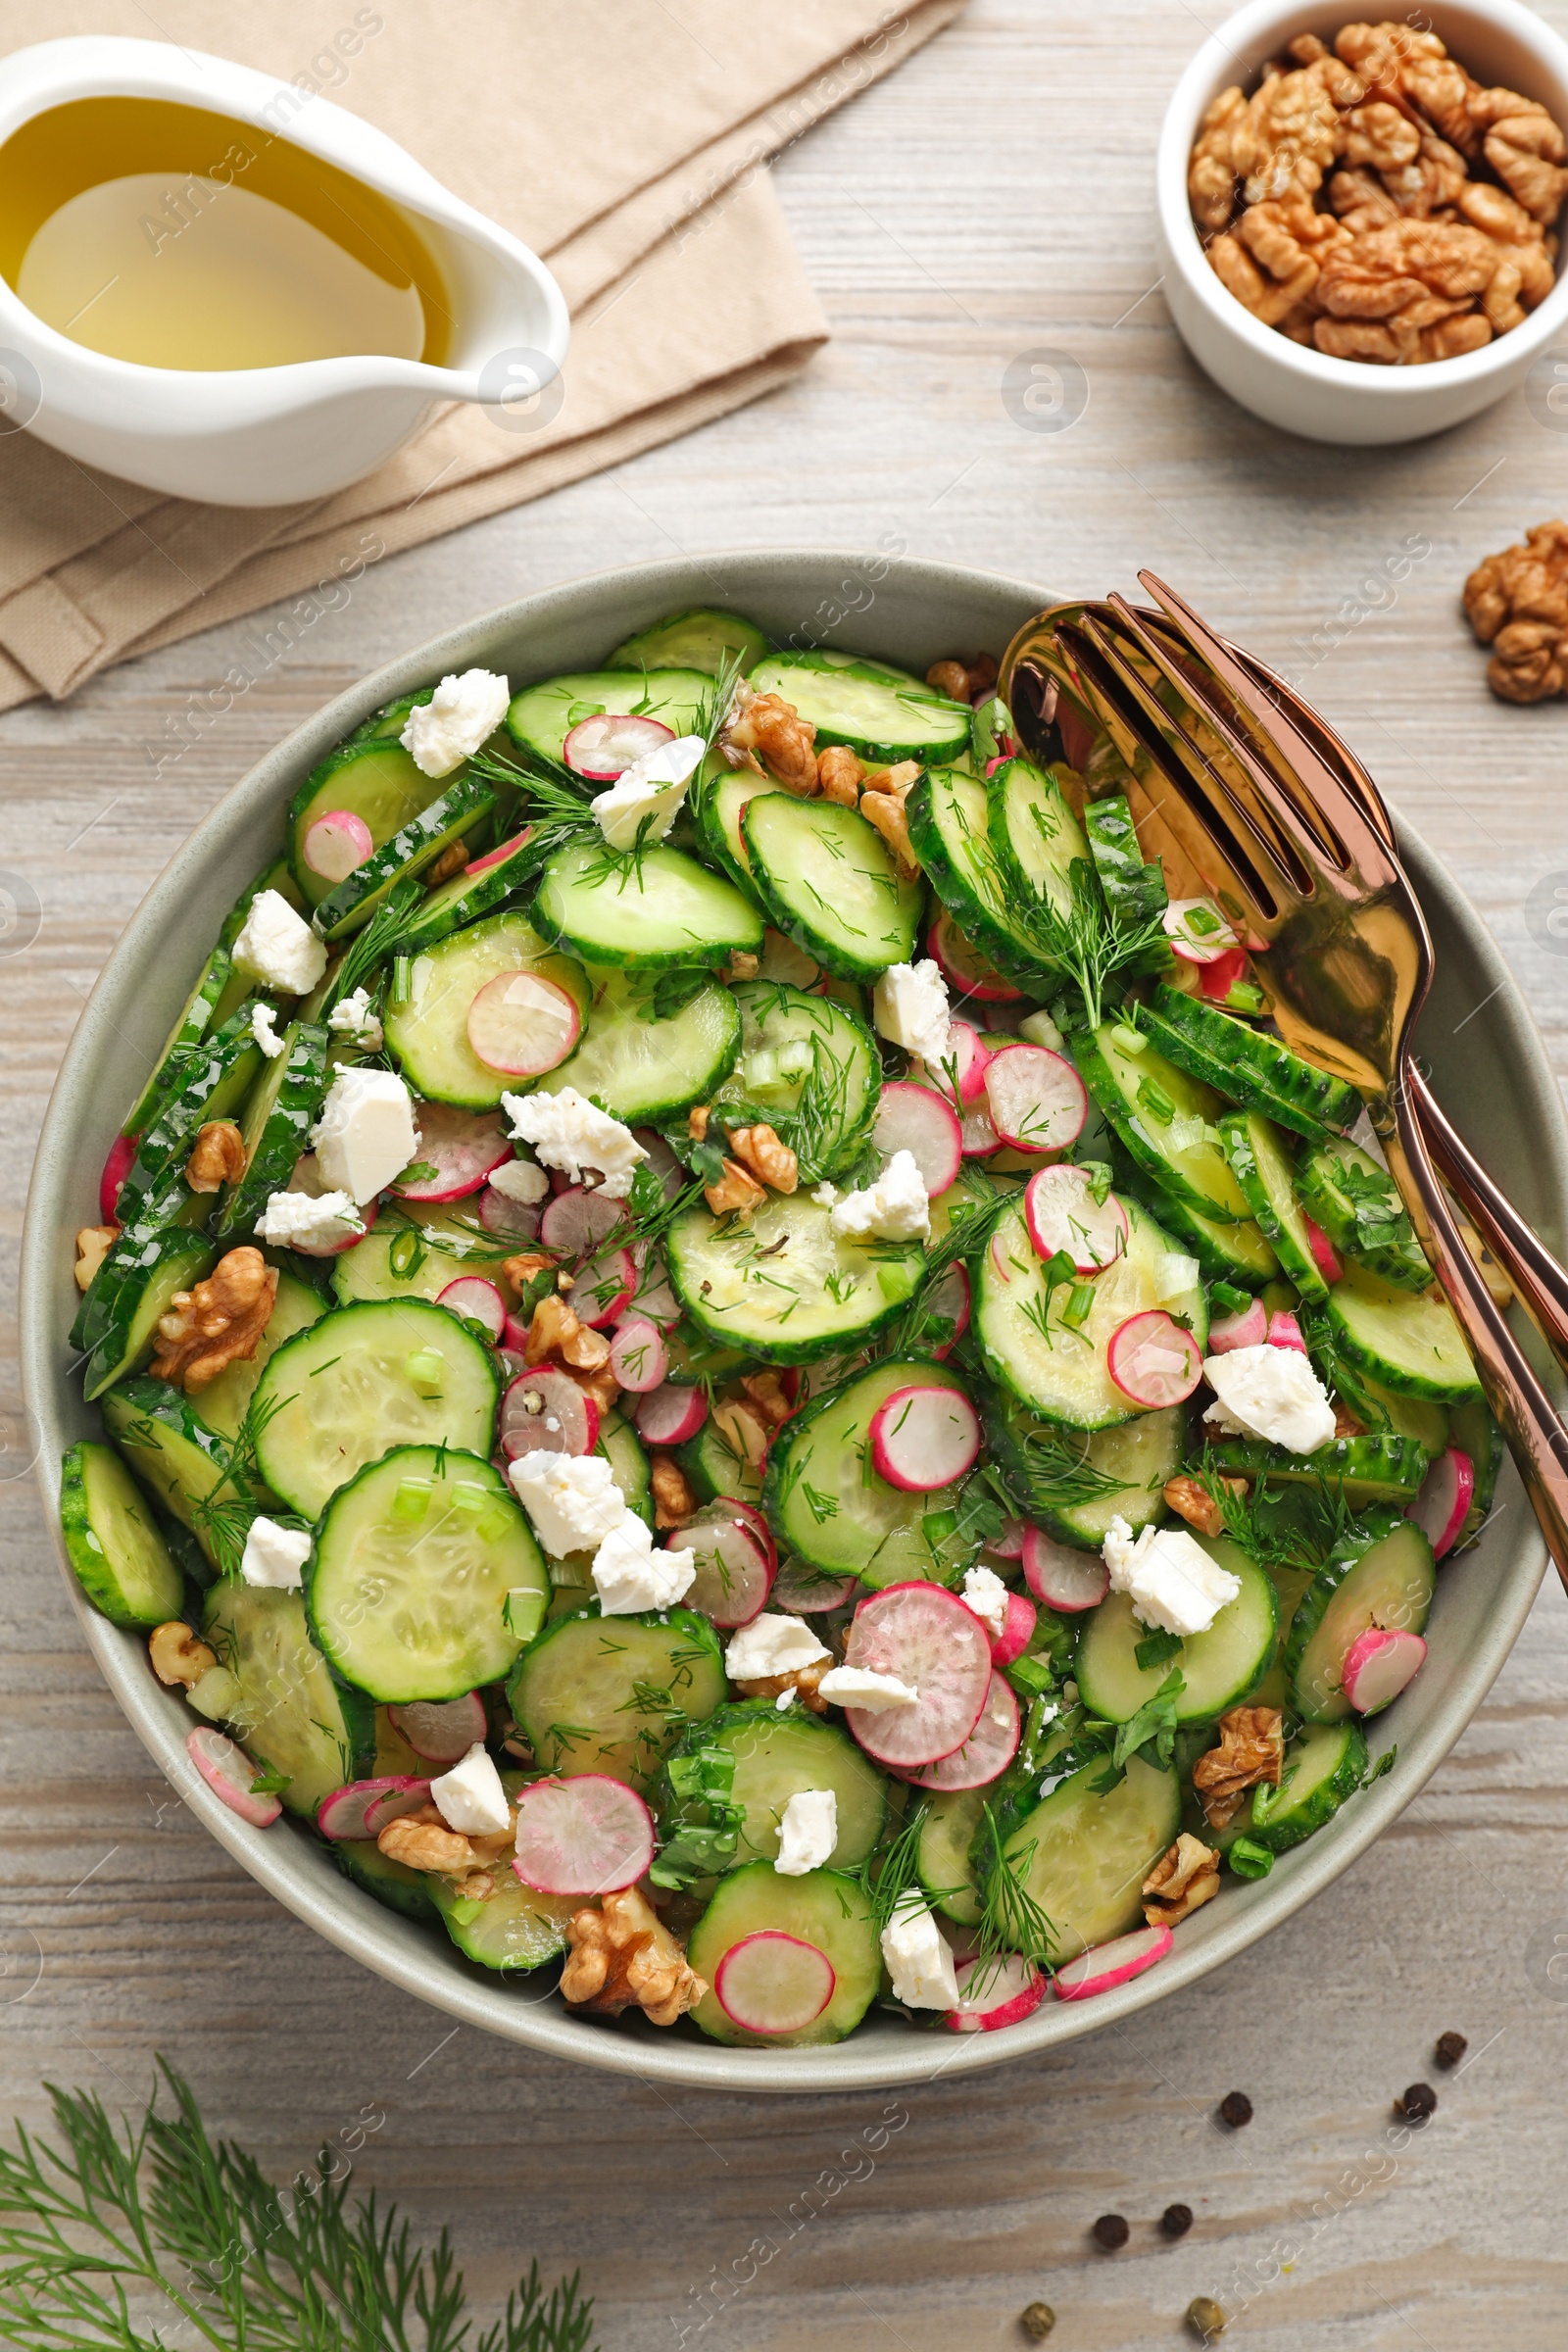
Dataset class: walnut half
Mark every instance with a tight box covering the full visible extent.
[1463,519,1568,701]
[149,1248,277,1393]
[1143,1833,1222,1928]
[1191,1704,1285,1832]
[561,1886,708,2027]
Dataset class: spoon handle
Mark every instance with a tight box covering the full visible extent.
[1410,1066,1568,1380]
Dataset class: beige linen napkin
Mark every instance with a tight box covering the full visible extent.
[0,0,964,710]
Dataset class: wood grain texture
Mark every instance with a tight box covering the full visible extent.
[4,3,1568,2343]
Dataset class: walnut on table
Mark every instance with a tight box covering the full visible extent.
[561,1885,708,2026]
[1463,519,1568,701]
[1143,1833,1222,1928]
[1191,1705,1286,1832]
[149,1247,277,1393]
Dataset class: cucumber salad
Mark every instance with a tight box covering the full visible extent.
[59,606,1498,2047]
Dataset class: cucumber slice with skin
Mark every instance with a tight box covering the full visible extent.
[1112,1158,1279,1284]
[607,607,768,677]
[715,980,880,1183]
[59,1441,183,1627]
[1141,985,1360,1138]
[72,1167,211,1357]
[1327,1260,1480,1402]
[1085,793,1169,931]
[665,1188,921,1367]
[534,839,762,971]
[1287,1510,1436,1722]
[288,739,446,909]
[995,1754,1182,1965]
[397,828,555,956]
[332,1210,514,1309]
[548,966,740,1125]
[1250,1719,1369,1851]
[113,1002,268,1237]
[1218,1108,1328,1298]
[333,1838,439,1924]
[761,1356,978,1588]
[99,1378,253,1570]
[752,650,972,766]
[907,766,1060,988]
[687,1860,882,2046]
[1071,1021,1250,1222]
[123,944,234,1137]
[596,1411,654,1530]
[306,1445,544,1702]
[507,1602,726,1788]
[1207,1431,1430,1505]
[742,795,923,982]
[656,1700,887,1873]
[694,757,784,897]
[427,1871,577,1973]
[216,1022,330,1239]
[252,1298,500,1520]
[917,1787,985,1926]
[986,757,1092,937]
[1296,1134,1431,1291]
[679,1416,764,1509]
[1448,1395,1504,1542]
[83,1227,218,1402]
[984,1389,1184,1546]
[197,1269,325,1442]
[384,911,589,1111]
[505,666,711,764]
[1075,1540,1276,1724]
[202,1582,375,1818]
[311,774,496,943]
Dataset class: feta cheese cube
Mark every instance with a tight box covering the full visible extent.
[816,1664,919,1711]
[311,1068,420,1205]
[429,1740,511,1837]
[501,1087,647,1200]
[810,1181,841,1209]
[829,1150,930,1244]
[1102,1513,1242,1637]
[486,1155,550,1205]
[1202,1343,1337,1455]
[253,1188,364,1252]
[251,1003,286,1059]
[961,1563,1009,1642]
[326,986,383,1050]
[724,1613,830,1683]
[590,735,706,851]
[239,1515,312,1591]
[400,668,511,778]
[873,959,952,1069]
[509,1450,627,1557]
[231,888,326,996]
[592,1513,696,1615]
[774,1788,838,1877]
[880,1890,959,2007]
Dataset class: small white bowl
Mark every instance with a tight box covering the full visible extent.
[1156,0,1568,444]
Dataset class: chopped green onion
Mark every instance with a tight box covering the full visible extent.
[392,1477,432,1522]
[504,1585,547,1642]
[452,1482,487,1515]
[1227,1837,1274,1880]
[1226,981,1265,1014]
[404,1348,446,1396]
[1137,1076,1175,1126]
[1111,1022,1147,1055]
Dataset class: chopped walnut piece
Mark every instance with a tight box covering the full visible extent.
[378,1805,479,1875]
[74,1224,118,1293]
[735,1653,832,1715]
[149,1248,277,1394]
[149,1621,217,1688]
[185,1120,246,1195]
[561,1885,708,2026]
[1333,1399,1368,1440]
[1143,1833,1222,1928]
[524,1292,611,1372]
[650,1454,697,1531]
[816,745,864,807]
[858,788,920,882]
[688,1103,710,1142]
[1463,521,1568,701]
[712,1396,770,1467]
[705,1158,766,1221]
[1189,85,1249,230]
[1192,1704,1286,1832]
[1162,1473,1247,1540]
[566,1360,622,1419]
[501,1250,553,1292]
[925,653,998,702]
[724,951,760,983]
[424,840,470,890]
[721,683,818,794]
[727,1122,798,1195]
[860,759,923,802]
[740,1369,795,1429]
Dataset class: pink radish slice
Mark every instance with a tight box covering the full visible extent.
[869,1385,981,1493]
[436,1276,507,1342]
[770,1562,858,1612]
[1199,946,1250,1000]
[1164,898,1239,964]
[185,1728,281,1828]
[984,1045,1088,1153]
[840,1583,992,1768]
[562,711,675,781]
[682,1511,775,1627]
[500,1366,599,1459]
[540,1185,627,1257]
[724,1495,779,1571]
[1024,1163,1128,1272]
[394,1103,512,1201]
[1208,1295,1267,1352]
[572,1245,636,1330]
[990,1518,1026,1561]
[512,1775,654,1895]
[466,970,580,1078]
[631,1128,687,1200]
[101,1132,137,1222]
[609,1315,668,1393]
[1302,1213,1344,1285]
[945,1951,1046,2033]
[990,1591,1037,1670]
[1022,1526,1109,1613]
[1054,1922,1173,2000]
[624,1251,680,1331]
[1106,1310,1203,1407]
[906,1672,1020,1790]
[479,1186,541,1241]
[1266,1309,1307,1354]
[502,1317,528,1355]
[635,1382,709,1447]
[941,1020,993,1106]
[929,1263,972,1360]
[927,909,1023,1004]
[714,1932,836,2034]
[960,1102,1003,1156]
[872,1082,962,1196]
[386,1692,488,1765]
[1407,1445,1474,1561]
[466,826,533,877]
[364,1780,435,1837]
[318,1776,431,1841]
[302,808,373,882]
[1341,1627,1428,1715]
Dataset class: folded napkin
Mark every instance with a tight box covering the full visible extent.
[0,0,964,709]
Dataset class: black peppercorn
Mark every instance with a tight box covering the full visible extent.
[1161,2202,1195,2239]
[1218,2090,1252,2129]
[1397,2082,1437,2123]
[1019,2303,1055,2341]
[1434,2030,1467,2070]
[1092,2212,1130,2250]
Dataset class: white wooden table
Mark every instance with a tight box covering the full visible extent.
[4,3,1568,2343]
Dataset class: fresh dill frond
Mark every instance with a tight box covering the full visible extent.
[319,874,426,1020]
[184,1388,293,1579]
[969,1802,1059,1985]
[1191,1451,1353,1572]
[1024,855,1171,1033]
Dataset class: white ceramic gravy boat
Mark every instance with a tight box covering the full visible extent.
[0,36,569,506]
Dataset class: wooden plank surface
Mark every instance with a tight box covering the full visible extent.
[4,2,1568,2343]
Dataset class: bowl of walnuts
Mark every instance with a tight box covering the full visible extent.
[1156,0,1568,443]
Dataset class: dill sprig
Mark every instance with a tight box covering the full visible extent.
[872,1177,1011,1362]
[968,1802,1059,1985]
[183,1389,292,1580]
[319,876,427,1021]
[1190,1451,1353,1572]
[1026,856,1171,1033]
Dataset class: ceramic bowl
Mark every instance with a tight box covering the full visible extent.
[21,550,1565,2090]
[1156,0,1568,445]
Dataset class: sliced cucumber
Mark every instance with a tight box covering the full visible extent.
[907,766,1058,988]
[534,839,761,971]
[216,1022,330,1240]
[761,1356,976,1587]
[986,757,1091,936]
[715,981,880,1183]
[124,944,234,1137]
[1287,1511,1436,1722]
[1218,1108,1327,1298]
[657,1701,887,1873]
[99,1377,253,1569]
[1296,1134,1431,1291]
[687,1861,882,2046]
[694,757,784,896]
[1327,1261,1480,1402]
[1449,1395,1504,1542]
[427,1872,576,1973]
[59,1441,183,1627]
[333,1209,514,1308]
[288,739,442,909]
[741,795,922,982]
[505,667,711,764]
[996,1754,1181,1964]
[1250,1719,1369,1851]
[548,966,740,1124]
[608,608,768,676]
[398,829,554,956]
[916,1788,985,1926]
[750,651,972,766]
[333,1838,439,1923]
[346,691,423,747]
[312,774,495,942]
[597,1411,653,1529]
[1085,793,1168,930]
[197,1269,325,1442]
[1076,1542,1276,1725]
[384,911,589,1110]
[113,1004,268,1236]
[667,1187,921,1367]
[203,1582,375,1817]
[985,1389,1184,1546]
[1138,986,1359,1139]
[82,1227,218,1402]
[1207,1431,1430,1505]
[1113,1160,1279,1285]
[252,1298,500,1520]
[679,1415,764,1509]
[1071,1022,1250,1223]
[507,1602,725,1788]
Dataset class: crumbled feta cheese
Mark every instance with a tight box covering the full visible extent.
[590,735,706,850]
[811,1181,840,1208]
[429,1741,511,1836]
[873,958,952,1069]
[326,986,383,1050]
[253,1188,364,1252]
[502,1087,647,1200]
[311,1067,420,1205]
[509,1450,627,1557]
[239,1515,312,1591]
[724,1613,830,1683]
[1102,1513,1242,1637]
[775,1687,797,1710]
[592,1513,696,1615]
[829,1150,931,1244]
[880,1890,959,2007]
[251,1003,286,1059]
[816,1664,919,1711]
[961,1563,1009,1642]
[774,1788,838,1876]
[486,1155,550,1205]
[1202,1343,1337,1454]
[231,888,326,996]
[400,668,511,778]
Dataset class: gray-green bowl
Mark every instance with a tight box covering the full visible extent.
[21,551,1565,2090]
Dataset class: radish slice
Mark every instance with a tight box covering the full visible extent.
[387,1692,488,1764]
[1341,1627,1428,1715]
[1106,1310,1203,1407]
[928,908,1024,1004]
[437,1277,507,1343]
[1208,1296,1267,1352]
[905,1672,1020,1790]
[1163,898,1239,963]
[466,971,580,1078]
[1022,1526,1109,1613]
[839,1583,993,1768]
[1408,1445,1475,1561]
[916,1019,991,1106]
[984,1046,1088,1152]
[540,1185,626,1258]
[100,1132,137,1223]
[682,1510,775,1627]
[723,1495,779,1571]
[394,1104,511,1201]
[713,1932,836,2034]
[632,1129,687,1200]
[609,1315,667,1393]
[479,1187,541,1241]
[872,1083,962,1196]
[1302,1213,1345,1285]
[500,1366,598,1459]
[624,1250,681,1332]
[771,1562,858,1612]
[1266,1309,1308,1354]
[364,1780,435,1837]
[989,1519,1026,1561]
[185,1728,281,1828]
[302,808,373,881]
[572,1245,636,1330]
[869,1385,981,1492]
[635,1382,709,1447]
[960,1102,1003,1156]
[1054,1922,1173,2000]
[318,1775,431,1841]
[990,1591,1037,1669]
[563,711,675,781]
[1198,946,1250,1000]
[466,826,533,877]
[1025,1164,1128,1272]
[501,1317,528,1356]
[945,1951,1046,2033]
[512,1775,654,1895]
[929,1263,972,1360]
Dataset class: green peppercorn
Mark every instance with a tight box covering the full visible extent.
[1019,2303,1055,2341]
[1187,2295,1227,2338]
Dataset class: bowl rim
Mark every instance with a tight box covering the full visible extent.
[1155,0,1568,399]
[20,545,1563,2092]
